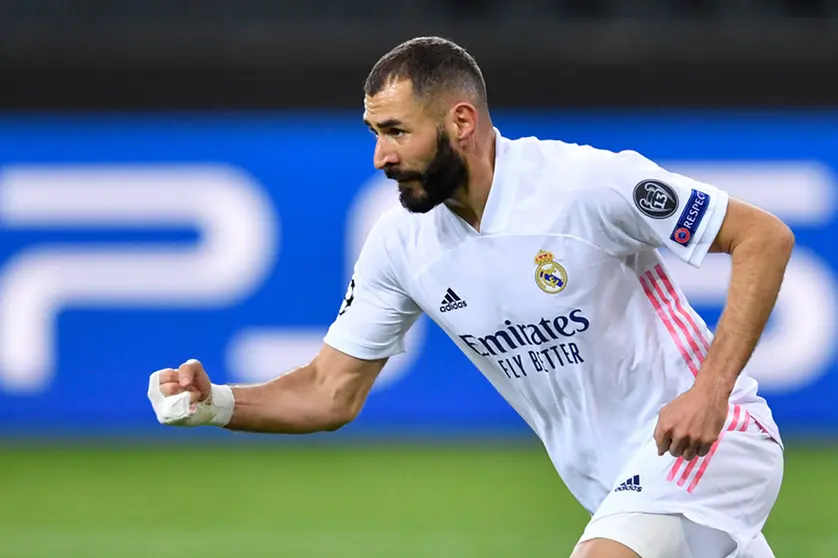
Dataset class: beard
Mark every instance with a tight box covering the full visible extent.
[384,129,469,214]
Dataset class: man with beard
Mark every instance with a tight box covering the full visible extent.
[148,37,792,558]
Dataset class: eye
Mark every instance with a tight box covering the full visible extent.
[388,129,406,138]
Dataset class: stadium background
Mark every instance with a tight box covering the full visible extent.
[2,2,837,556]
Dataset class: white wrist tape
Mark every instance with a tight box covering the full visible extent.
[147,370,235,427]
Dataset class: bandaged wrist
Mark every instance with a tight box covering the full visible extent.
[207,384,235,427]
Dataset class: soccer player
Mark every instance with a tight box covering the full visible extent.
[147,37,792,558]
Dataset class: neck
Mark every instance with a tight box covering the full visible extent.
[444,128,497,231]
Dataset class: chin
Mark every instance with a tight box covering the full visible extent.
[397,179,422,191]
[399,195,436,214]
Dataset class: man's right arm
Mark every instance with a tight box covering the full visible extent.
[225,344,387,434]
[147,208,421,433]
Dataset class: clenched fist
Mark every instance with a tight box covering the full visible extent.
[654,382,728,461]
[147,359,235,427]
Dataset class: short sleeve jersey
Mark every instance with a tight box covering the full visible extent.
[324,130,781,514]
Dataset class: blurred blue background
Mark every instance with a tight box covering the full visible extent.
[0,112,836,439]
[1,3,837,557]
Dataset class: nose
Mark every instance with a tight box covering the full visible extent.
[373,139,400,170]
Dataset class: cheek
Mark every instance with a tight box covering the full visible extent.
[399,155,428,173]
[398,133,439,170]
[415,147,439,169]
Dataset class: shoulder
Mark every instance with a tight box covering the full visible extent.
[500,135,649,210]
[364,204,440,251]
[503,134,643,187]
[359,203,453,277]
[505,134,616,163]
[360,205,411,262]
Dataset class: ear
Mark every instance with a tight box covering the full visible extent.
[449,102,479,142]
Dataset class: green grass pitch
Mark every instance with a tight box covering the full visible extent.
[0,440,833,557]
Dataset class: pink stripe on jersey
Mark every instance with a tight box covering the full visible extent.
[640,275,699,376]
[686,404,742,494]
[646,270,704,370]
[655,265,711,353]
[677,456,702,487]
[667,457,685,482]
[739,411,751,432]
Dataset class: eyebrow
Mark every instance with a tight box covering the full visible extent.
[363,118,405,130]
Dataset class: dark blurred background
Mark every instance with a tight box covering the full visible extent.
[2,0,838,109]
[0,3,836,558]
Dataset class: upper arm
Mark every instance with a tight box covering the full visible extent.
[323,211,422,360]
[311,343,389,420]
[315,343,389,379]
[708,197,794,255]
[586,149,729,268]
[317,213,421,420]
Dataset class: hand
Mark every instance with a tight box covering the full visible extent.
[654,383,728,461]
[147,359,234,427]
[159,359,212,405]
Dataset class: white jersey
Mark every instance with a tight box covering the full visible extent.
[324,129,781,516]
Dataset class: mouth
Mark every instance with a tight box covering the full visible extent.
[395,177,422,190]
[386,169,422,183]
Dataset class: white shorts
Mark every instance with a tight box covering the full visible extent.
[576,513,776,558]
[578,403,783,558]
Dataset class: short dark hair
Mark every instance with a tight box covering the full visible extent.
[364,36,488,108]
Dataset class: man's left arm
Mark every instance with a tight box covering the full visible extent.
[585,148,795,460]
[655,198,795,460]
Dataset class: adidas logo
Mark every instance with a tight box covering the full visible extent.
[439,288,467,313]
[615,474,642,493]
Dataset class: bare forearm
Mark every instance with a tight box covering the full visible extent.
[224,364,351,434]
[697,224,795,396]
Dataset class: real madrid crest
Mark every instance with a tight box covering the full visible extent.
[534,250,568,294]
